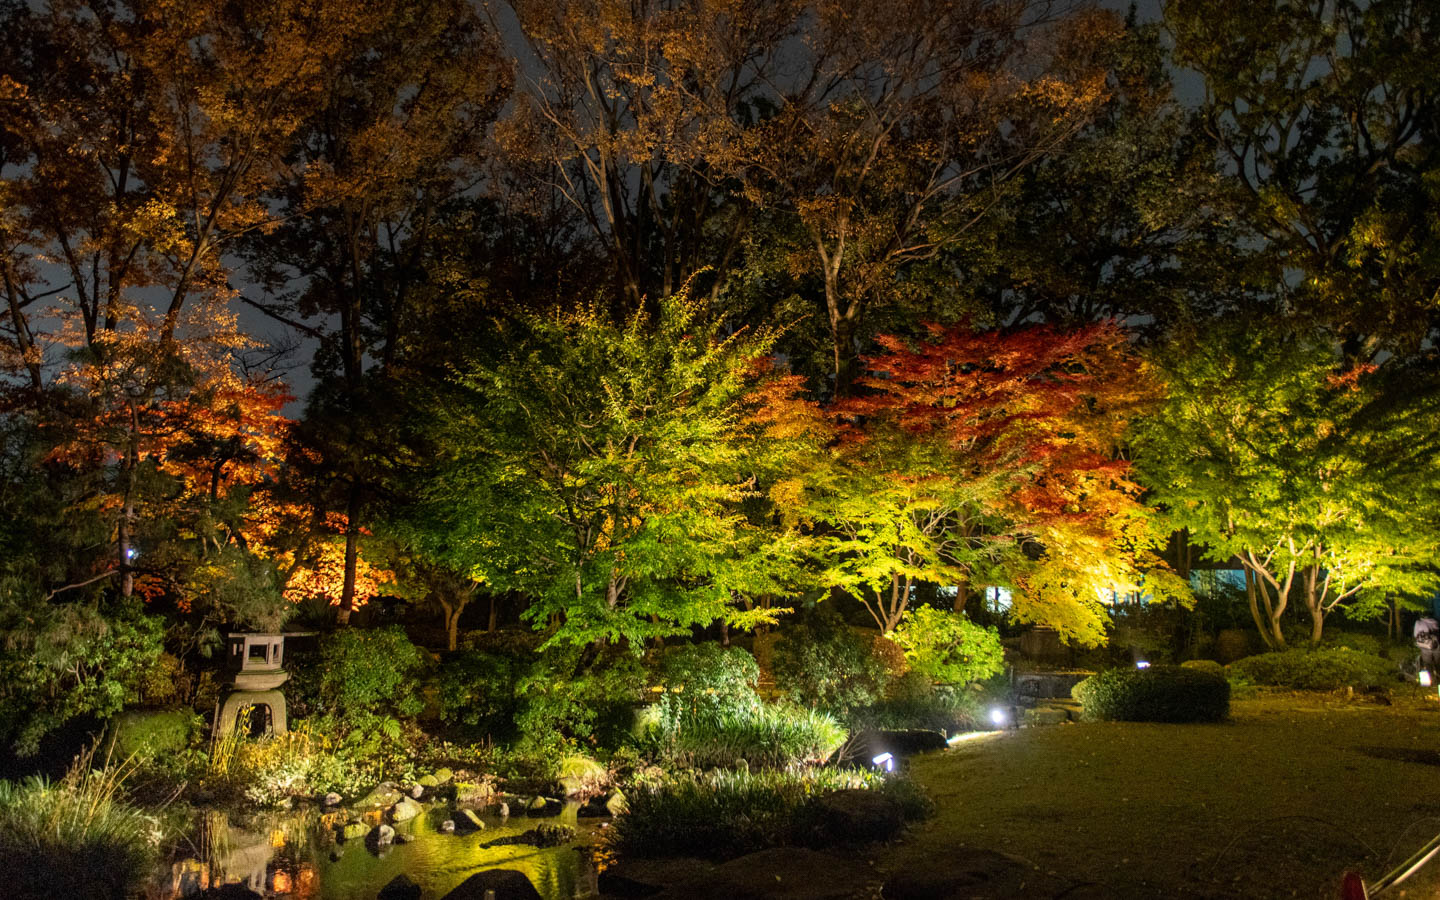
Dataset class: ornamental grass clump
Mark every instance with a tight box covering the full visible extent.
[0,751,162,899]
[1073,665,1230,723]
[609,767,927,860]
[665,704,847,770]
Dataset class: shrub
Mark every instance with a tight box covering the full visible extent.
[648,703,847,770]
[513,647,647,754]
[609,767,928,860]
[1180,659,1226,679]
[106,708,201,760]
[891,607,1005,686]
[773,610,890,720]
[0,755,162,899]
[860,672,979,733]
[312,626,427,721]
[433,649,520,736]
[652,644,761,719]
[1073,665,1229,723]
[1229,648,1397,692]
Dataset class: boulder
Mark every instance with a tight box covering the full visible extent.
[606,790,629,817]
[364,823,395,851]
[418,774,438,788]
[356,782,405,810]
[338,821,370,841]
[495,801,510,818]
[390,797,423,823]
[526,796,562,816]
[377,873,423,900]
[452,808,486,834]
[440,870,543,900]
[813,789,904,844]
[409,783,425,799]
[578,795,609,817]
[439,819,456,834]
[483,823,573,848]
[653,848,871,899]
[322,792,342,807]
[857,729,948,759]
[599,858,715,898]
[433,767,454,784]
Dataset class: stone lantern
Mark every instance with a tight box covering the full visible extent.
[213,632,291,738]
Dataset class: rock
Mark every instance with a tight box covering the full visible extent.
[439,819,456,834]
[377,873,423,900]
[356,782,404,810]
[606,790,629,817]
[857,729,948,760]
[599,858,715,898]
[882,848,1068,899]
[338,821,370,841]
[452,808,486,833]
[496,801,510,818]
[201,886,264,900]
[813,789,904,843]
[653,848,871,899]
[391,797,423,823]
[409,783,425,799]
[478,823,575,849]
[433,767,454,784]
[440,869,543,900]
[418,774,438,788]
[526,796,562,816]
[1024,705,1073,726]
[322,792,343,806]
[367,823,396,848]
[578,795,610,817]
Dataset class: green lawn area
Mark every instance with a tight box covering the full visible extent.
[879,693,1440,899]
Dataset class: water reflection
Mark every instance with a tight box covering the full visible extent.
[154,802,598,900]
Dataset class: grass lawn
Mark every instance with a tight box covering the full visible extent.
[878,692,1440,899]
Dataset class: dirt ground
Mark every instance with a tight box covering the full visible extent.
[878,692,1440,899]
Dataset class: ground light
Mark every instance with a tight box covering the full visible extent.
[871,752,895,772]
[989,707,1008,728]
[1135,660,1150,669]
[1421,670,1432,687]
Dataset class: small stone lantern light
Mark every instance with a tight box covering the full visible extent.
[214,632,292,738]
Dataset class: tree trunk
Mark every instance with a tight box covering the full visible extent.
[336,484,361,626]
[953,578,970,614]
[488,593,498,633]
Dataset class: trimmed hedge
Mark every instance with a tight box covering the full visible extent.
[1179,659,1226,679]
[1072,665,1229,723]
[1229,648,1397,692]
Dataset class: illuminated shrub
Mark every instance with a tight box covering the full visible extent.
[891,607,1004,686]
[773,610,890,720]
[1229,648,1397,692]
[1073,665,1229,723]
[1179,659,1226,679]
[640,702,847,770]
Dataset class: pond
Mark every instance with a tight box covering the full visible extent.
[150,801,601,900]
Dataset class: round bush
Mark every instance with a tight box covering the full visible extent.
[891,606,1005,686]
[1072,665,1229,723]
[1229,648,1397,692]
[1180,659,1226,679]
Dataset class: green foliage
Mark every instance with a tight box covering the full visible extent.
[1073,665,1230,723]
[0,596,164,755]
[1180,659,1226,679]
[313,626,427,721]
[1229,649,1398,692]
[772,610,891,722]
[859,672,980,733]
[0,757,161,899]
[1133,326,1440,646]
[609,767,928,860]
[512,648,647,754]
[106,709,202,761]
[414,285,816,648]
[653,644,761,718]
[432,649,521,735]
[639,702,846,770]
[891,607,1005,686]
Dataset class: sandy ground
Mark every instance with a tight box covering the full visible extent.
[878,692,1440,899]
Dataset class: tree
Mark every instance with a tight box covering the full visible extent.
[1167,0,1440,358]
[1133,324,1440,647]
[774,319,1181,643]
[241,0,509,624]
[412,282,816,647]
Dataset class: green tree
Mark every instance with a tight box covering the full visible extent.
[413,283,815,647]
[1133,324,1440,647]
